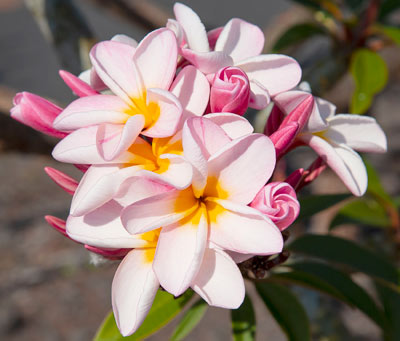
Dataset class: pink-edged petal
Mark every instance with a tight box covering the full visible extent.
[141,88,182,138]
[70,164,145,217]
[153,205,207,296]
[112,249,159,337]
[204,113,254,139]
[111,34,138,47]
[248,80,270,109]
[205,134,275,204]
[174,3,209,52]
[44,167,78,195]
[182,117,231,196]
[170,65,210,123]
[302,134,368,196]
[181,48,233,74]
[52,126,104,164]
[53,95,130,131]
[97,116,145,161]
[191,248,245,309]
[215,18,264,63]
[206,198,283,254]
[237,55,301,96]
[121,189,198,234]
[137,154,193,189]
[67,200,148,248]
[185,116,232,158]
[181,125,207,196]
[114,176,174,207]
[133,28,177,90]
[325,114,387,153]
[90,41,140,103]
[59,70,98,97]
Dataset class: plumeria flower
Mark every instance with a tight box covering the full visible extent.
[169,2,302,109]
[65,203,244,336]
[273,91,387,196]
[68,112,253,221]
[52,28,183,162]
[121,116,283,298]
[55,68,256,218]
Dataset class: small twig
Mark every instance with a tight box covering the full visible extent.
[240,251,290,280]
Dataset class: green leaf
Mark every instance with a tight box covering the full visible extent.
[289,262,387,328]
[272,23,326,52]
[94,289,194,341]
[297,193,351,221]
[255,282,310,341]
[344,0,368,11]
[231,295,256,341]
[365,159,395,205]
[288,234,399,284]
[379,0,400,20]
[379,25,400,45]
[171,299,208,341]
[290,0,324,11]
[269,270,349,302]
[350,49,388,114]
[375,281,400,340]
[330,197,390,229]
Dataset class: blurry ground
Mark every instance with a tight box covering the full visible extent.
[0,0,399,340]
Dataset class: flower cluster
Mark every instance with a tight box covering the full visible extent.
[10,3,387,336]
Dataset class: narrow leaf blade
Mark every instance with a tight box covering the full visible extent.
[297,193,351,221]
[231,295,256,341]
[171,299,208,341]
[288,234,399,284]
[255,282,310,341]
[289,262,387,328]
[94,289,194,341]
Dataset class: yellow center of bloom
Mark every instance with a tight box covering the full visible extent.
[125,132,184,175]
[173,176,230,228]
[124,92,160,129]
[139,228,161,264]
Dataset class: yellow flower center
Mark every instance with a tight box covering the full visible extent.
[124,92,160,129]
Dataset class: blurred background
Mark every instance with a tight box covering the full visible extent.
[0,0,399,340]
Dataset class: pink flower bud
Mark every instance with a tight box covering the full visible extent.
[210,67,250,116]
[285,168,304,190]
[250,182,300,230]
[264,104,285,136]
[59,70,98,97]
[269,122,299,159]
[44,215,68,237]
[84,245,130,260]
[10,92,67,138]
[44,167,79,195]
[279,93,314,132]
